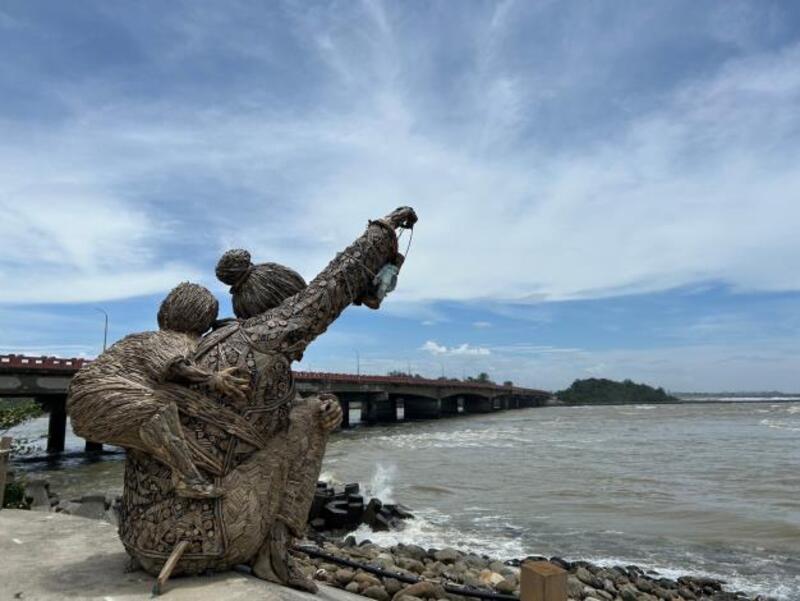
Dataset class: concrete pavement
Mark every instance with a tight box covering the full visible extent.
[0,509,361,601]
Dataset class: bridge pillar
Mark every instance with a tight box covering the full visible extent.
[463,396,494,414]
[441,397,460,415]
[336,394,351,429]
[519,395,541,408]
[403,397,441,420]
[45,395,67,455]
[363,392,397,424]
[500,396,519,410]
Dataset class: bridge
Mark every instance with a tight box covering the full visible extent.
[0,354,552,455]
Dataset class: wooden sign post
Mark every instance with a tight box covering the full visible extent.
[520,560,567,601]
[0,436,12,510]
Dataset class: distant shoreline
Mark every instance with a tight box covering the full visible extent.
[674,396,800,403]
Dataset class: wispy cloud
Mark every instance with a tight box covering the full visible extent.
[420,340,490,356]
[1,2,799,305]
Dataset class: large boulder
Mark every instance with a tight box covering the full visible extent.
[24,479,50,511]
[433,547,462,564]
[71,499,107,521]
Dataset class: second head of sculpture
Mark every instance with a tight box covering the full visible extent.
[216,249,307,319]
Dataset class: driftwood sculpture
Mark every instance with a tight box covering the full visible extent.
[66,206,417,594]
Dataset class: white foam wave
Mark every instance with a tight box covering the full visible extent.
[318,470,342,485]
[367,428,529,450]
[709,397,800,402]
[366,464,397,502]
[760,418,800,432]
[587,554,798,601]
[351,508,527,559]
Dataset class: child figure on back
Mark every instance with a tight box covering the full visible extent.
[68,282,249,498]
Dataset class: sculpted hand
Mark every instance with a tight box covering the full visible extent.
[209,366,251,405]
[318,393,343,432]
[384,206,417,229]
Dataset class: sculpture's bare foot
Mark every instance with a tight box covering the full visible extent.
[287,565,318,594]
[172,473,223,499]
[253,521,318,593]
[124,555,141,573]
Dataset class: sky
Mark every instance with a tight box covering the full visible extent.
[1,1,800,392]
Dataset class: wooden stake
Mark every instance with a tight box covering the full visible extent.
[520,560,567,601]
[0,436,12,510]
[152,540,189,596]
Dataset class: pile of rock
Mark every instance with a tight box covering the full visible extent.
[309,481,413,533]
[293,540,775,601]
[53,493,120,524]
[22,478,120,525]
[550,559,767,601]
[294,540,522,600]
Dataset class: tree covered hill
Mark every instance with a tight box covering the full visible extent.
[557,378,679,405]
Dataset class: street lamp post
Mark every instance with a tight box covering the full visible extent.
[87,307,108,454]
[94,308,108,352]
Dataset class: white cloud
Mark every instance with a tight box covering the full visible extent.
[473,321,492,328]
[420,340,447,355]
[450,343,491,356]
[420,340,490,356]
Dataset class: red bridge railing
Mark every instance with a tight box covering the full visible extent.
[0,354,91,371]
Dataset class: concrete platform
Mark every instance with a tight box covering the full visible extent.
[0,510,361,601]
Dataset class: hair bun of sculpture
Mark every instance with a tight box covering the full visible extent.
[216,249,253,286]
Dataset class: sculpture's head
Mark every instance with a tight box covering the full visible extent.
[216,249,307,319]
[157,282,219,335]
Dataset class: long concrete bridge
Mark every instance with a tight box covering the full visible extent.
[0,354,552,455]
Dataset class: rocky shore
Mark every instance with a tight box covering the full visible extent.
[7,478,777,601]
[291,537,775,601]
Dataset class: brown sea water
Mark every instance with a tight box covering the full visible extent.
[12,402,800,598]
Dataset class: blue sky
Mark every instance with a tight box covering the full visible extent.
[1,1,800,391]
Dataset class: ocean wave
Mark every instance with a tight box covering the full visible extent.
[760,418,800,432]
[366,463,396,502]
[366,428,529,450]
[350,508,528,559]
[585,553,798,600]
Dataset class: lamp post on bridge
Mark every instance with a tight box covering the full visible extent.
[87,307,108,455]
[94,307,108,352]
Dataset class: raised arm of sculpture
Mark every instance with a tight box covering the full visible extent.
[243,206,417,359]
